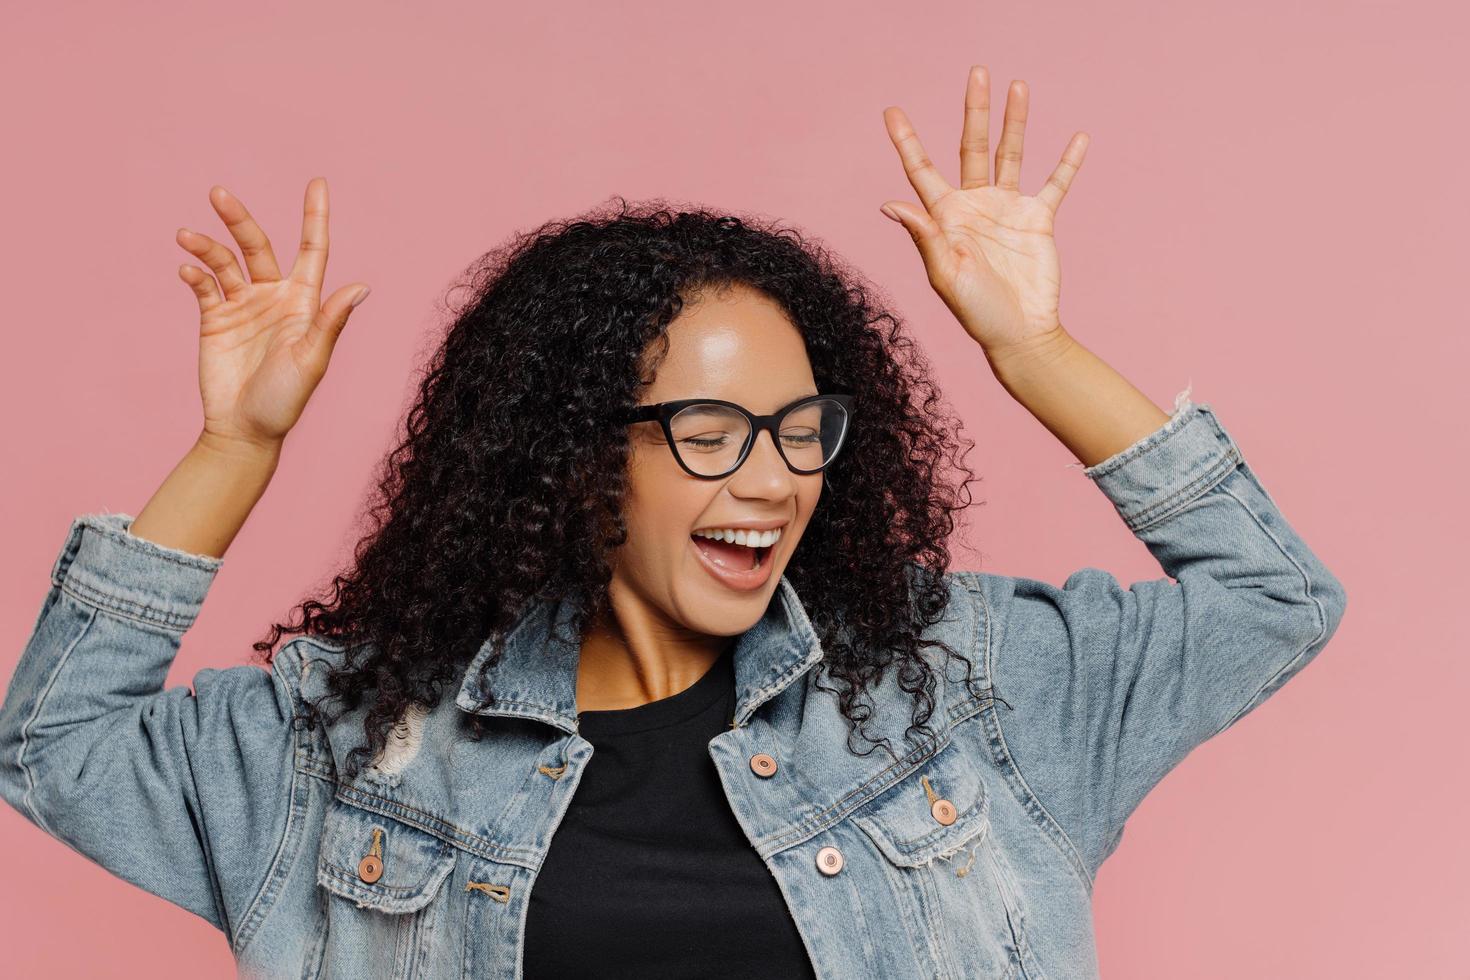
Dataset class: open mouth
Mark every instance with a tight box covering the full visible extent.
[690,527,781,572]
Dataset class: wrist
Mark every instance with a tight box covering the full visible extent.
[194,428,284,469]
[983,324,1078,385]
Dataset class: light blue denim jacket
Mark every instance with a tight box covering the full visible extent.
[0,398,1347,979]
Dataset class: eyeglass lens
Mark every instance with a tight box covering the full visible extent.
[668,398,849,477]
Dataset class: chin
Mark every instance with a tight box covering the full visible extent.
[672,578,775,636]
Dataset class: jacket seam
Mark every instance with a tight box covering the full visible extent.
[965,572,1097,896]
[53,514,218,630]
[55,577,195,632]
[317,779,543,869]
[1205,474,1337,740]
[1123,443,1243,532]
[758,727,956,855]
[13,603,101,837]
[735,638,824,726]
[230,644,308,958]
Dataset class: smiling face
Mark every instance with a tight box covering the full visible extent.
[612,282,825,639]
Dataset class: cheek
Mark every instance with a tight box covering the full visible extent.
[622,461,715,555]
[797,475,823,521]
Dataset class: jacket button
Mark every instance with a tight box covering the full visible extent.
[931,798,957,825]
[815,846,844,876]
[749,753,778,778]
[357,854,383,884]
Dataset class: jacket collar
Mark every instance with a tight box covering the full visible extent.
[454,575,824,736]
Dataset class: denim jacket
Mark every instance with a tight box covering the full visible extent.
[0,398,1347,979]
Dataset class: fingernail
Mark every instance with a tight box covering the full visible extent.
[350,286,371,308]
[880,205,901,223]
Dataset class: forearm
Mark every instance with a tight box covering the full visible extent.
[983,325,1171,468]
[127,431,281,559]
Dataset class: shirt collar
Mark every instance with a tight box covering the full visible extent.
[453,574,824,735]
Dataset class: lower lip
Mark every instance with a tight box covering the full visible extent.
[688,535,776,591]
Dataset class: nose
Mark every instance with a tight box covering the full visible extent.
[733,428,800,488]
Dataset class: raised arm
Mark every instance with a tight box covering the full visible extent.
[879,65,1167,468]
[0,178,366,949]
[882,68,1348,880]
[961,400,1347,878]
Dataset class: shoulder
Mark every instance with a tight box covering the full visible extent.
[891,567,1005,726]
[941,565,1131,651]
[273,634,363,699]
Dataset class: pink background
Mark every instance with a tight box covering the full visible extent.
[1,0,1463,976]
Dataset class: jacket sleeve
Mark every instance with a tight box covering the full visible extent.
[0,512,300,950]
[973,397,1348,880]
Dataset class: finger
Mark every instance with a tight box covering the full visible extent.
[289,177,330,289]
[958,65,992,190]
[880,201,947,271]
[1036,132,1090,215]
[209,185,283,283]
[994,80,1029,192]
[303,282,370,365]
[176,227,249,298]
[883,106,952,212]
[178,263,225,315]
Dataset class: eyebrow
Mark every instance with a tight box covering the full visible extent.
[690,392,821,411]
[633,391,825,417]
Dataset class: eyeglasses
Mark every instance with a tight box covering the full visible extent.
[612,393,855,479]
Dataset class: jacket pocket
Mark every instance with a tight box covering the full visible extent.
[848,740,1040,980]
[304,798,458,980]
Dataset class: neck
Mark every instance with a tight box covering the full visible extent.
[575,588,732,712]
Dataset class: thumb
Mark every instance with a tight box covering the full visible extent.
[307,283,371,361]
[880,202,946,269]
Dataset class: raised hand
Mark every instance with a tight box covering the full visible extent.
[880,66,1089,361]
[175,177,369,453]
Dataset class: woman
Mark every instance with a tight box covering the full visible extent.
[0,67,1345,979]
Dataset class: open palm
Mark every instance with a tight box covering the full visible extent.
[880,66,1089,358]
[176,178,369,451]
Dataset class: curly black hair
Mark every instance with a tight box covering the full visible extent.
[250,195,1003,780]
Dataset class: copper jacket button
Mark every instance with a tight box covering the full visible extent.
[357,854,383,884]
[931,798,957,825]
[815,846,844,876]
[749,753,778,778]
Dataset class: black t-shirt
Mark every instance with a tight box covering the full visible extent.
[523,645,817,979]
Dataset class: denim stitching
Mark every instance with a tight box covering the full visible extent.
[325,786,540,867]
[55,577,196,632]
[734,639,824,726]
[915,860,961,978]
[1123,444,1242,532]
[318,848,454,899]
[231,669,308,956]
[1205,476,1336,740]
[758,728,956,854]
[963,572,1096,896]
[868,831,933,977]
[15,605,99,838]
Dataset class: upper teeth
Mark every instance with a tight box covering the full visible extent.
[693,527,783,548]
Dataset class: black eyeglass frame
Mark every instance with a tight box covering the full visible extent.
[612,393,856,480]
